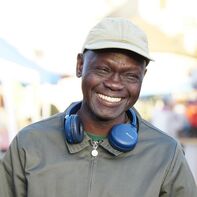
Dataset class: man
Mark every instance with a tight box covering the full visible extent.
[0,17,197,197]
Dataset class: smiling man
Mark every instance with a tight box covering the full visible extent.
[77,49,147,136]
[1,17,197,197]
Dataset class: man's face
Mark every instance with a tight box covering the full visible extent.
[76,49,147,121]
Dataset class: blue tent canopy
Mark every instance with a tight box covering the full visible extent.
[0,38,60,84]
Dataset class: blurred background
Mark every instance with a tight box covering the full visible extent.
[0,0,197,182]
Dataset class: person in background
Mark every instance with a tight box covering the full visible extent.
[151,97,188,139]
[0,17,196,197]
[186,100,197,137]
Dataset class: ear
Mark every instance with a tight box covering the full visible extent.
[144,68,147,76]
[141,67,147,81]
[76,53,84,78]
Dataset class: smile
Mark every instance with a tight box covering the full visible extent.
[97,93,121,103]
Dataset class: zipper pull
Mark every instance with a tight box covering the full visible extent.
[91,141,99,157]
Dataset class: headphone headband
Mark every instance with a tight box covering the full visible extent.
[66,101,82,116]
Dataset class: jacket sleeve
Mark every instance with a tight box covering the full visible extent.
[160,142,197,196]
[0,136,26,197]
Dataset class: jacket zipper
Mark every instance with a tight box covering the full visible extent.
[91,141,99,157]
[88,140,99,196]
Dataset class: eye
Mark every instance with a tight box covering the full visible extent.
[123,72,141,82]
[96,66,111,75]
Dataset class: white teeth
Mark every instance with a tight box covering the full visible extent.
[98,94,121,103]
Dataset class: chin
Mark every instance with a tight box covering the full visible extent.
[93,108,124,122]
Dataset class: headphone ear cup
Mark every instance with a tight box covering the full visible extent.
[65,115,84,144]
[108,123,138,152]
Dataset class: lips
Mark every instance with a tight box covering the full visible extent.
[97,93,122,103]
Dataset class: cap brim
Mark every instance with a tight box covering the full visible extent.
[83,41,154,61]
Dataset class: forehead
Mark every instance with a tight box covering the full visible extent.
[84,49,146,66]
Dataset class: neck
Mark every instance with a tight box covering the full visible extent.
[77,105,127,136]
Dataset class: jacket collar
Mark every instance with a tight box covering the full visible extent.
[65,133,123,156]
[64,102,142,157]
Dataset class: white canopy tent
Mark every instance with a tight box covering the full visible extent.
[0,37,61,145]
[0,58,40,143]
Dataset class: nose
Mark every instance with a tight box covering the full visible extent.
[103,73,124,91]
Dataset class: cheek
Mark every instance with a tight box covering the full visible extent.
[81,75,100,95]
[83,72,104,86]
[128,84,142,101]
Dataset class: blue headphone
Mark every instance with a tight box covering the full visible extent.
[64,102,138,152]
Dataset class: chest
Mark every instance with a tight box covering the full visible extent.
[25,146,167,197]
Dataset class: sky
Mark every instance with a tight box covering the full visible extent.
[0,0,127,75]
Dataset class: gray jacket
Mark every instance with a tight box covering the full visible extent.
[0,109,197,197]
